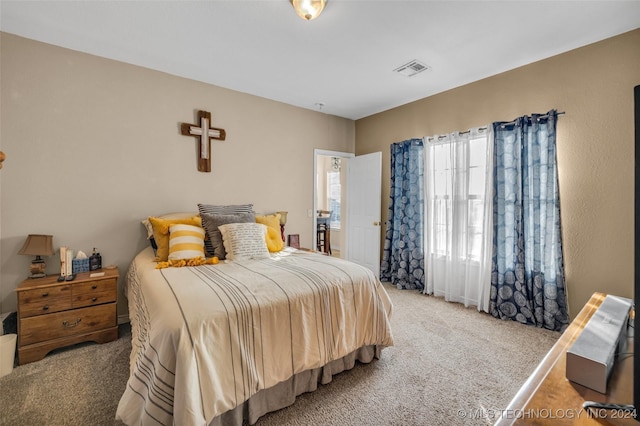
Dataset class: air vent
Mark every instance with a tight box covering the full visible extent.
[393,60,430,77]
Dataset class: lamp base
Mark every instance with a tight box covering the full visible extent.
[28,273,47,279]
[29,259,47,279]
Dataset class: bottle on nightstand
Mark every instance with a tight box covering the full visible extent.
[89,248,102,271]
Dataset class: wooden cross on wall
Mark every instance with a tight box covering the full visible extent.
[180,110,226,172]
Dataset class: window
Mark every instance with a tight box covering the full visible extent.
[424,127,493,307]
[427,132,489,262]
[327,171,341,229]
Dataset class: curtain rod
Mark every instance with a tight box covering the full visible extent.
[457,127,487,136]
[426,112,566,141]
[497,111,566,129]
[428,127,488,141]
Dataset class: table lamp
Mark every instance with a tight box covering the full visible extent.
[18,234,54,278]
[276,211,288,242]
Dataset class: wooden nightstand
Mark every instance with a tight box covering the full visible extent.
[15,268,119,365]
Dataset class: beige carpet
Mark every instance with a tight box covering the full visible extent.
[0,283,559,425]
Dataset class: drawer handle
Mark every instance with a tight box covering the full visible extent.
[41,292,49,297]
[42,305,49,311]
[91,297,98,302]
[92,285,97,290]
[62,319,82,328]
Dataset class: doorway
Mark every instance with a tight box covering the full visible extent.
[313,149,354,258]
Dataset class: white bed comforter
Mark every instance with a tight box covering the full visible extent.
[116,247,394,425]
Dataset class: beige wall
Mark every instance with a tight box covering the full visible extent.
[0,33,355,317]
[356,29,640,319]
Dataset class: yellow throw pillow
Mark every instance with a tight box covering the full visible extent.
[256,214,280,231]
[148,215,201,261]
[265,226,284,252]
[168,224,205,261]
[256,214,283,252]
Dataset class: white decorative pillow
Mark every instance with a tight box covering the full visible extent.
[168,224,206,260]
[200,212,256,260]
[218,222,270,261]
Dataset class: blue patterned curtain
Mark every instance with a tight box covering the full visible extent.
[381,138,425,290]
[490,110,569,332]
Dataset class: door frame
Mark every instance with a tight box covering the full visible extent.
[313,149,354,253]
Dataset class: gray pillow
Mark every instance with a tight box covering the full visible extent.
[197,203,254,216]
[198,204,254,255]
[201,212,255,259]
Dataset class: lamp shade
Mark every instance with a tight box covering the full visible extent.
[291,0,326,21]
[18,234,54,257]
[277,211,288,225]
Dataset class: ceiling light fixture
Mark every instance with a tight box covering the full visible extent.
[291,0,327,21]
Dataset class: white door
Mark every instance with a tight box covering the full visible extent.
[345,152,382,277]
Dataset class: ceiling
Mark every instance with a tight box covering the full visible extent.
[1,1,639,120]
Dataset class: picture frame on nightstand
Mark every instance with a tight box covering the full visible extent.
[288,234,300,249]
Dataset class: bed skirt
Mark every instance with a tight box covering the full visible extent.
[210,345,383,426]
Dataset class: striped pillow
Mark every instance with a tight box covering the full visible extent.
[197,203,254,255]
[148,216,202,261]
[168,224,206,261]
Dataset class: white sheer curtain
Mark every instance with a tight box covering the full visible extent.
[423,127,493,312]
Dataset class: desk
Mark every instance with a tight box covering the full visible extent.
[496,292,635,425]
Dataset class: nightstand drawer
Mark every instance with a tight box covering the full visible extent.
[18,285,71,318]
[72,278,117,308]
[19,303,116,346]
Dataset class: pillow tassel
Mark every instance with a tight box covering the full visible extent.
[155,256,219,269]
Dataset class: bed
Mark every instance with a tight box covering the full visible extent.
[116,245,394,425]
